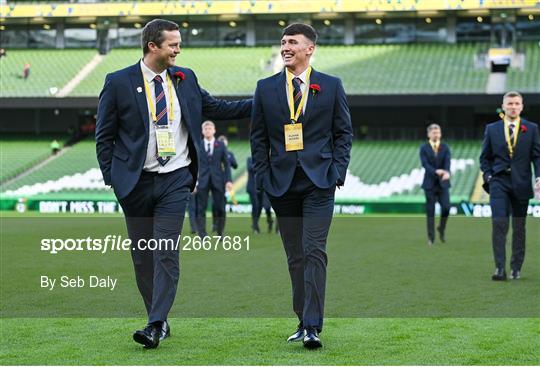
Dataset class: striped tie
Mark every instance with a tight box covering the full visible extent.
[153,75,170,166]
[509,123,515,141]
[293,77,303,119]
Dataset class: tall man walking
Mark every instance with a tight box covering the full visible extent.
[196,121,232,237]
[250,23,352,349]
[96,19,251,348]
[480,91,540,281]
[420,124,451,245]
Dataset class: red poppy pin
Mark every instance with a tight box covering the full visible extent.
[214,142,219,148]
[309,83,321,95]
[174,71,185,87]
[520,125,527,133]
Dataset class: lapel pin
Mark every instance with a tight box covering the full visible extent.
[137,87,142,93]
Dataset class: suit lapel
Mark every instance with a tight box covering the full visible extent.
[168,67,194,136]
[514,120,529,158]
[129,62,150,135]
[496,120,511,159]
[274,70,289,121]
[302,68,319,124]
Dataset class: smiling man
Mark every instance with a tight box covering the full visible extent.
[96,19,251,349]
[480,91,540,281]
[250,23,352,349]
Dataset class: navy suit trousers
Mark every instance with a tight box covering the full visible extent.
[118,167,193,324]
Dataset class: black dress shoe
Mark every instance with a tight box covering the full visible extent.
[437,226,445,243]
[133,323,160,349]
[510,269,521,280]
[492,268,507,281]
[160,320,170,341]
[287,325,305,342]
[303,328,322,349]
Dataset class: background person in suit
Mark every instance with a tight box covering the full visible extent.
[95,19,251,349]
[196,121,233,237]
[480,91,540,281]
[187,192,198,234]
[247,156,274,233]
[250,23,352,349]
[212,135,237,232]
[420,123,451,245]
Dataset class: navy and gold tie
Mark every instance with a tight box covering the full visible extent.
[509,123,515,141]
[293,77,302,120]
[153,75,170,166]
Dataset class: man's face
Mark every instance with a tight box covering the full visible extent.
[202,124,215,139]
[280,34,314,69]
[502,96,523,120]
[149,30,181,68]
[428,128,442,141]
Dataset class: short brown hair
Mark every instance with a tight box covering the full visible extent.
[142,19,179,55]
[503,91,523,102]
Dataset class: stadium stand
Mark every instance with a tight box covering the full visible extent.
[5,43,539,97]
[70,47,273,96]
[315,43,491,94]
[0,136,57,183]
[0,49,97,97]
[1,139,481,203]
[507,42,540,93]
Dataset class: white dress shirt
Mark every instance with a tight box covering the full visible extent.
[203,137,215,156]
[285,66,310,115]
[140,59,191,173]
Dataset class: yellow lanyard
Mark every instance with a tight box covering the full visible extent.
[430,140,440,153]
[143,73,175,123]
[503,117,520,157]
[286,66,311,123]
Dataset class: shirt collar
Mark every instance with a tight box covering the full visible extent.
[204,137,215,145]
[286,66,309,86]
[504,117,520,127]
[140,59,168,84]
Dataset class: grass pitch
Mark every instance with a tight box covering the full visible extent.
[1,214,539,365]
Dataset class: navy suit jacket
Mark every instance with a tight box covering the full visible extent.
[227,151,238,169]
[480,119,540,199]
[250,68,353,197]
[420,142,451,190]
[96,62,251,200]
[246,157,256,195]
[197,139,232,190]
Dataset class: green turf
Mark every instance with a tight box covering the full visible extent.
[0,215,539,364]
[1,317,538,365]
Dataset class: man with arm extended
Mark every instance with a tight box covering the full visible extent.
[95,19,251,349]
[480,91,540,281]
[250,23,352,349]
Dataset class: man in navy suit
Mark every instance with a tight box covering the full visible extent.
[419,124,451,245]
[95,19,251,348]
[211,135,237,232]
[196,121,232,237]
[480,91,540,281]
[247,156,274,233]
[250,23,352,349]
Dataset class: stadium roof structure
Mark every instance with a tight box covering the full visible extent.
[1,0,539,19]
